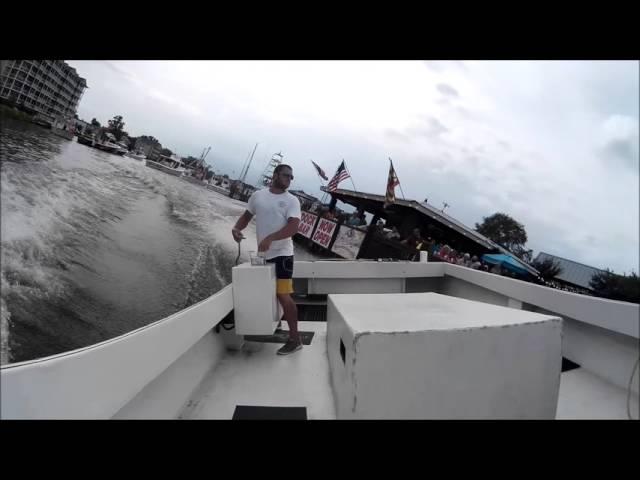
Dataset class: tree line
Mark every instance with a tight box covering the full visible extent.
[474,212,639,304]
[89,115,173,157]
[89,115,215,180]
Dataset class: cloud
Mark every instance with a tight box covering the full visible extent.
[104,61,138,83]
[506,161,525,172]
[66,60,639,274]
[408,117,449,138]
[602,139,639,169]
[437,83,459,97]
[146,88,203,118]
[596,114,639,171]
[385,117,449,144]
[498,140,511,151]
[385,129,411,143]
[424,61,469,73]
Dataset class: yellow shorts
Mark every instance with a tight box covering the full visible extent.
[267,256,295,295]
[276,279,294,295]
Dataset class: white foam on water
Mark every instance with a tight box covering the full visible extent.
[1,126,320,364]
[0,274,11,365]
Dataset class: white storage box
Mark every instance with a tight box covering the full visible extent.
[232,263,281,335]
[327,292,562,419]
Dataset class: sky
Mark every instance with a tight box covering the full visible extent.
[67,60,639,275]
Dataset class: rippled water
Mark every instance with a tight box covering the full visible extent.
[0,117,316,365]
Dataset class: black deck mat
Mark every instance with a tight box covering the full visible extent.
[232,405,307,420]
[244,330,314,345]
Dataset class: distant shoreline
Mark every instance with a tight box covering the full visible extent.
[0,103,35,123]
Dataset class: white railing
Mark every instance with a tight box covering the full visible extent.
[0,286,233,419]
[1,261,637,419]
[290,261,638,338]
[440,264,638,339]
[292,261,639,395]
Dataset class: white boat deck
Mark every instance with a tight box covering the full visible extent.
[178,322,336,419]
[178,321,638,420]
[557,368,638,420]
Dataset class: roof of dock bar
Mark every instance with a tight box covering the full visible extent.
[323,187,539,277]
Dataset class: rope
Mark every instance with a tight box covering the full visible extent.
[219,240,243,331]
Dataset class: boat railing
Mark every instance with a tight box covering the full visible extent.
[1,261,637,419]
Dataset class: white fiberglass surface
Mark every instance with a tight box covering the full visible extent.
[178,321,335,420]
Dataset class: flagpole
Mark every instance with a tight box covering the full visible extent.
[343,159,357,192]
[311,160,328,204]
[310,159,327,185]
[389,157,405,200]
[322,161,340,204]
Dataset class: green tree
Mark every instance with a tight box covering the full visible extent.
[512,246,533,263]
[532,257,563,280]
[475,213,528,256]
[91,118,101,128]
[136,135,161,150]
[160,148,173,157]
[590,270,640,303]
[107,115,126,141]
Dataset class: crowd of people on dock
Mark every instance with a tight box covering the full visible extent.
[296,204,593,294]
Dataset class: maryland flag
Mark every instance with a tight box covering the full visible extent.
[385,158,401,206]
[311,160,328,181]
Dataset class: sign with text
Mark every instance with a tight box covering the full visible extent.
[331,225,367,260]
[312,218,338,249]
[298,211,318,239]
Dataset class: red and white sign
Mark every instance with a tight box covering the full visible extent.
[298,211,318,239]
[312,218,338,248]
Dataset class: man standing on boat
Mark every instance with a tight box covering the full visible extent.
[231,164,303,355]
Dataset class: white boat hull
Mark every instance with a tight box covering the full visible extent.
[145,159,185,176]
[1,261,637,420]
[207,184,231,196]
[125,152,146,161]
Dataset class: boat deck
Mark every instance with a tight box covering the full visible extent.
[178,322,336,419]
[177,320,638,420]
[557,368,638,420]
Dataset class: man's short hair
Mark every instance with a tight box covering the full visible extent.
[274,164,293,175]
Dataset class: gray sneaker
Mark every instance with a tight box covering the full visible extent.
[277,339,302,355]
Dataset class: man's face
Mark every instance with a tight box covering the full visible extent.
[273,167,293,189]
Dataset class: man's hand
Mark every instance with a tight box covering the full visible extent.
[258,235,273,252]
[232,228,245,243]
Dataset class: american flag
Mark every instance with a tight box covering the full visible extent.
[327,160,350,191]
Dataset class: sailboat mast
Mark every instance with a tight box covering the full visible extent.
[241,142,259,183]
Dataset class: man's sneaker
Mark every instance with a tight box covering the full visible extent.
[277,339,302,355]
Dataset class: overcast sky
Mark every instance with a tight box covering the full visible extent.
[67,60,639,275]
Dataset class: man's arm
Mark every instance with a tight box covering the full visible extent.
[257,217,300,252]
[269,217,300,241]
[232,210,253,242]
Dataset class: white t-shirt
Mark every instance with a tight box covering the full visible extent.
[247,188,301,260]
